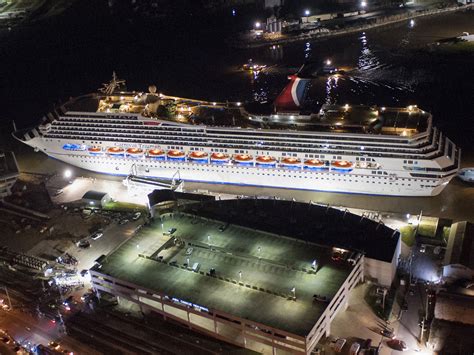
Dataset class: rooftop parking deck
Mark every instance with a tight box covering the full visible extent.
[94,212,353,336]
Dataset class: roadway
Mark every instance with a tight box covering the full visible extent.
[0,307,100,354]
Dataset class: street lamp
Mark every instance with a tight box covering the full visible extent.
[239,271,242,282]
[64,169,72,179]
[325,59,332,66]
[361,0,367,7]
[304,9,310,16]
[255,21,261,29]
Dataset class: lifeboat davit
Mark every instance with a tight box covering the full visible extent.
[234,154,253,165]
[126,147,144,158]
[256,156,276,167]
[147,149,165,160]
[88,146,103,155]
[304,159,327,170]
[189,151,208,164]
[167,150,186,160]
[210,152,230,164]
[331,160,354,172]
[107,147,125,156]
[280,157,301,169]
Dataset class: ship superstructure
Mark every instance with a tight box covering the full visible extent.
[14,76,460,197]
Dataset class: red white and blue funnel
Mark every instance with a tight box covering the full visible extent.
[274,75,311,112]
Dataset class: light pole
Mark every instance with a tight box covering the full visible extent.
[312,259,317,270]
[291,287,296,300]
[255,21,261,29]
[239,271,242,282]
[304,9,310,23]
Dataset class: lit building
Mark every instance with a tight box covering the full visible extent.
[90,197,400,354]
[0,151,19,199]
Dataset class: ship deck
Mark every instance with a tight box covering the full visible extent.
[62,93,430,137]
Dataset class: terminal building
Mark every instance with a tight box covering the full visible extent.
[90,197,400,354]
[0,151,19,199]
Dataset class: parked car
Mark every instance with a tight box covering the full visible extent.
[77,240,91,249]
[380,329,395,338]
[90,231,103,240]
[349,342,361,355]
[168,227,177,234]
[119,219,129,225]
[132,212,141,221]
[363,338,372,349]
[387,339,407,351]
[48,341,60,350]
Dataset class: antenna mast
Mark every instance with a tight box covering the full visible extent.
[99,72,126,95]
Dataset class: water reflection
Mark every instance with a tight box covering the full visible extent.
[325,75,339,104]
[357,32,380,71]
[268,44,284,61]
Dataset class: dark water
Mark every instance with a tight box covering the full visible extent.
[1,3,474,154]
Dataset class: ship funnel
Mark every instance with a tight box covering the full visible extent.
[273,75,311,113]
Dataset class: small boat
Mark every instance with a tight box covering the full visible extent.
[88,146,103,155]
[167,150,186,160]
[280,157,301,169]
[304,159,327,170]
[458,168,474,183]
[331,160,353,172]
[126,147,144,157]
[210,152,230,164]
[189,151,208,164]
[256,156,276,167]
[107,147,125,155]
[148,149,165,159]
[234,154,253,165]
[242,59,266,72]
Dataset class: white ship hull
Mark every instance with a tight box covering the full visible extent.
[43,149,449,197]
[14,91,460,198]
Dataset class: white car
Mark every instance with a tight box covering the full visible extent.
[330,338,346,353]
[349,342,361,355]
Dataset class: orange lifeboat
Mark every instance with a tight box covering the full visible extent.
[189,151,208,164]
[107,147,125,156]
[126,147,144,157]
[304,159,327,170]
[280,157,301,169]
[234,154,253,165]
[167,150,186,160]
[210,152,230,164]
[148,149,165,159]
[331,160,354,172]
[256,156,276,167]
[88,146,103,155]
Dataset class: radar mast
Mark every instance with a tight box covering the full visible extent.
[99,72,126,95]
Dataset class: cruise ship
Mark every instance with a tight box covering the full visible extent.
[14,73,460,197]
